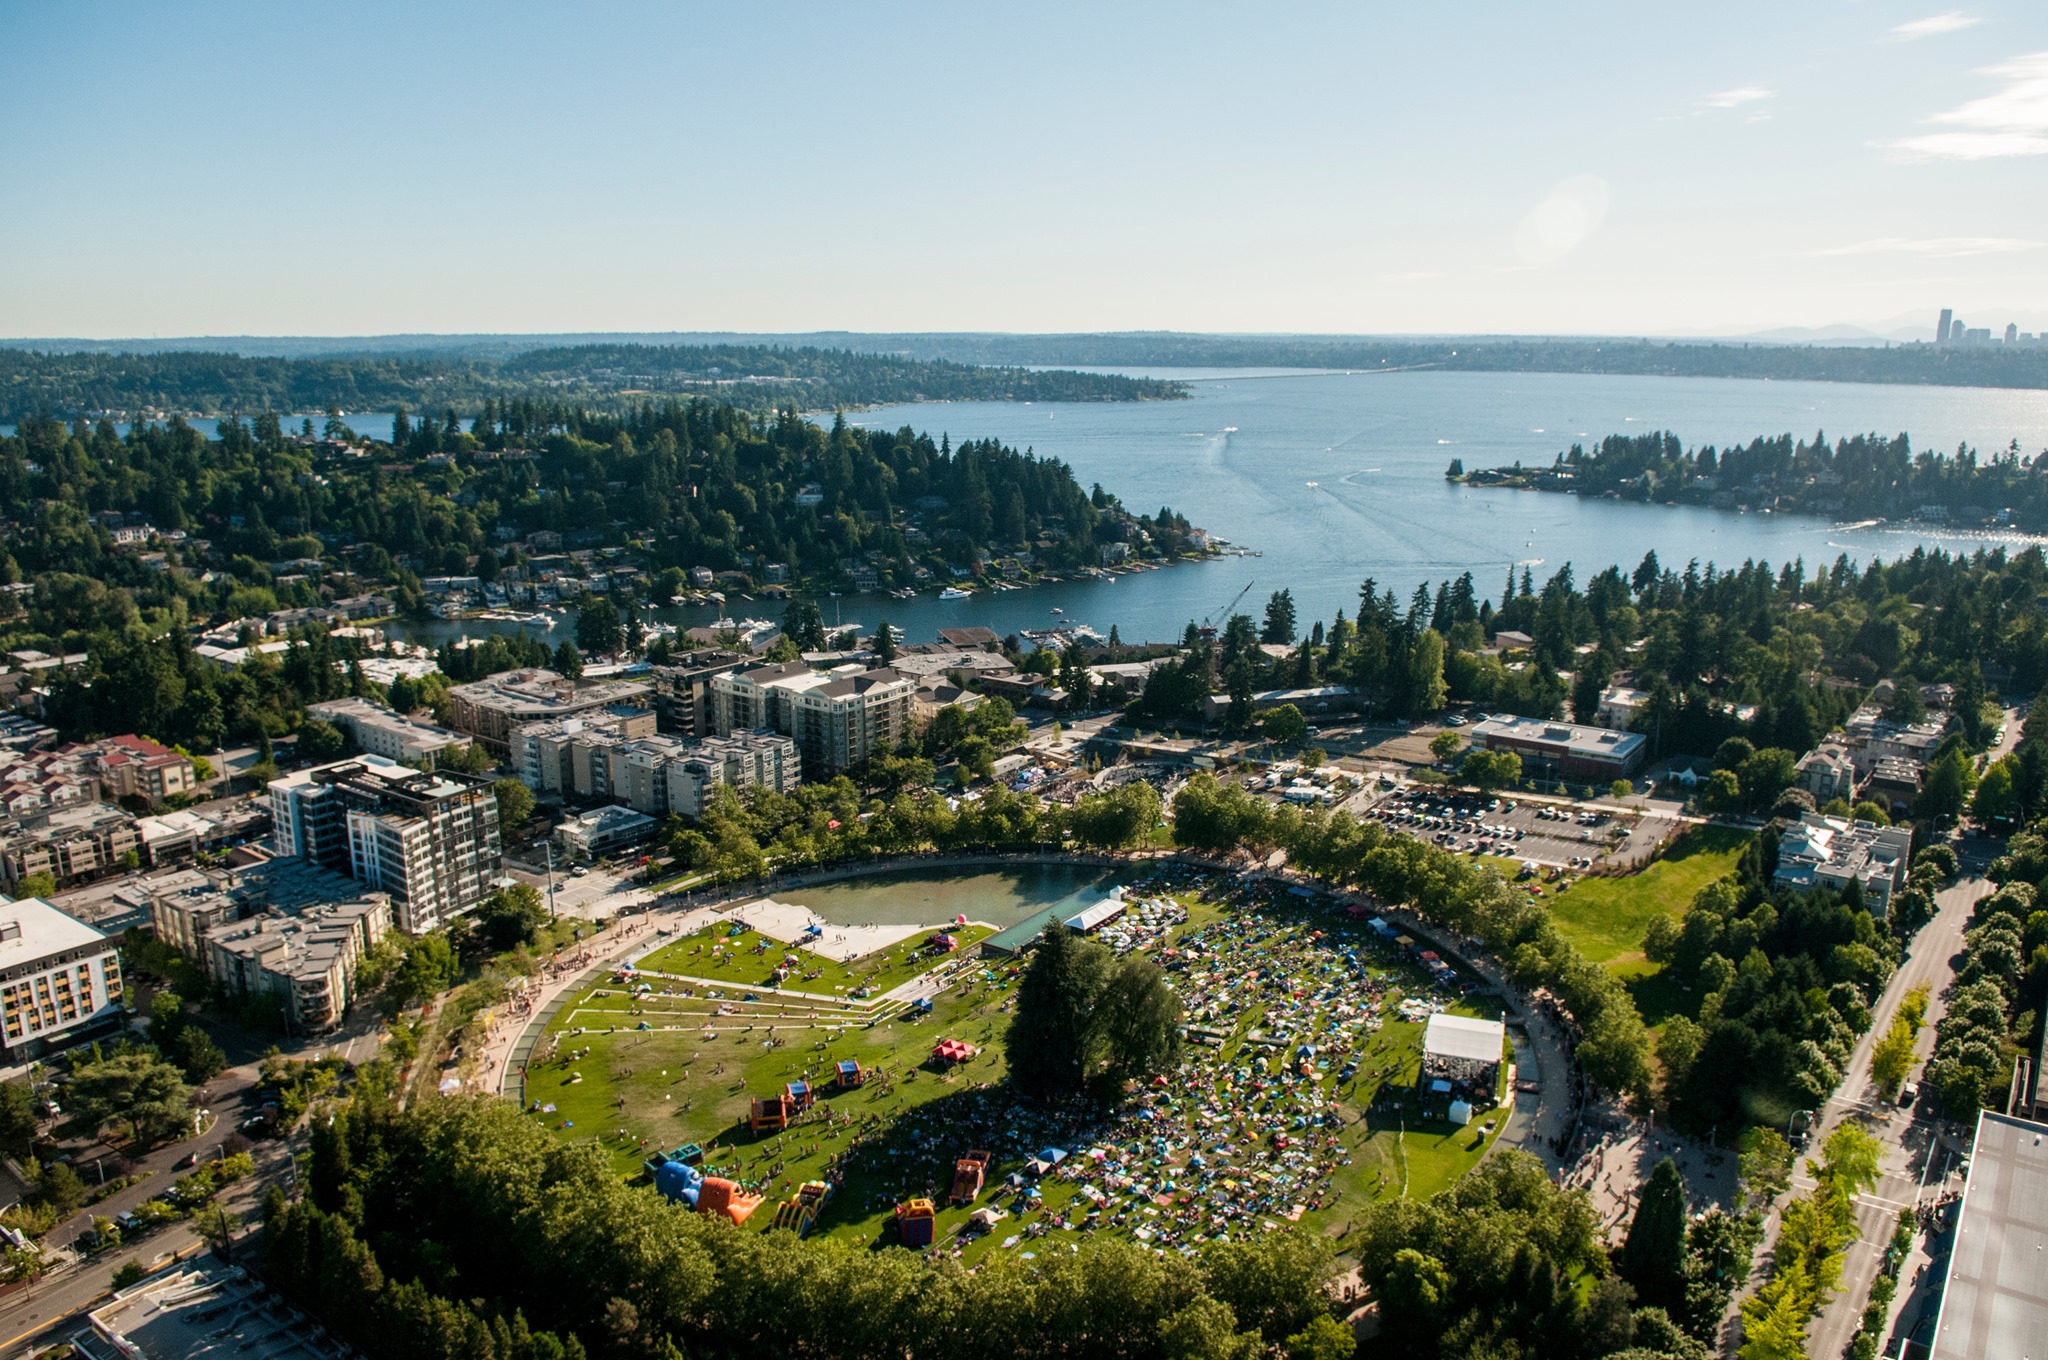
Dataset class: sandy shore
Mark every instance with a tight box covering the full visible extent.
[733,896,933,961]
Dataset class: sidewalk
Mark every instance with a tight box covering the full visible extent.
[472,898,729,1097]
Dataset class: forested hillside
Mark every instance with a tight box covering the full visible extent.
[13,333,2043,395]
[883,335,2048,390]
[0,400,1196,640]
[1461,428,2048,527]
[0,344,1183,422]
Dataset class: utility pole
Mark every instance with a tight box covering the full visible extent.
[544,842,559,922]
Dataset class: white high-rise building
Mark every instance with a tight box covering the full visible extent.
[0,895,124,1058]
[269,756,502,934]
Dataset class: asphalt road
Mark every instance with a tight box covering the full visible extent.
[0,1135,292,1357]
[1719,861,1988,1356]
[1800,863,1990,1360]
[37,1055,271,1254]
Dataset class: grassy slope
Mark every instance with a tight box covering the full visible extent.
[1545,826,1751,974]
[632,921,998,998]
[526,893,1502,1257]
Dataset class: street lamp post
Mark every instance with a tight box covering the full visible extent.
[544,843,559,922]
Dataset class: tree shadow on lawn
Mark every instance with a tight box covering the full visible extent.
[1627,967,1698,1030]
[798,1082,1105,1248]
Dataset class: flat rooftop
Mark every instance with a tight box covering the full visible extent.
[450,668,649,710]
[1469,714,1646,762]
[0,895,110,962]
[1932,1110,2048,1360]
[80,1263,351,1360]
[1423,1012,1506,1064]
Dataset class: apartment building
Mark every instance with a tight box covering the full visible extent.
[269,755,503,933]
[711,662,829,736]
[306,696,469,766]
[0,894,124,1058]
[0,803,141,890]
[511,706,657,799]
[713,663,914,777]
[79,735,195,805]
[1795,745,1858,805]
[136,867,243,956]
[1839,703,1948,776]
[1773,812,1914,915]
[650,649,750,737]
[202,896,391,1031]
[447,668,652,757]
[788,669,915,775]
[657,731,798,818]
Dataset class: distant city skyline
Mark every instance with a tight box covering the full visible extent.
[2,1,2044,339]
[1933,306,2045,346]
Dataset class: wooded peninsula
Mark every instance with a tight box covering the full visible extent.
[1454,428,2048,530]
[0,344,1186,423]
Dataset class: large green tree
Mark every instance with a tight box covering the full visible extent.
[66,1049,195,1146]
[1619,1157,1689,1314]
[1005,926,1110,1098]
[475,884,548,951]
[0,1081,39,1160]
[494,778,535,831]
[575,597,623,657]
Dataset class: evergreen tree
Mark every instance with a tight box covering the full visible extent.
[1261,589,1297,645]
[1091,955,1185,1090]
[1005,925,1110,1099]
[574,597,623,656]
[1619,1157,1689,1314]
[783,598,827,653]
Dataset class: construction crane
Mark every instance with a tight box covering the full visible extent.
[1198,581,1255,639]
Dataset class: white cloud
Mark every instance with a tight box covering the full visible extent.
[1512,174,1610,267]
[1889,12,1981,40]
[1810,236,2040,257]
[1380,270,1441,282]
[1887,51,2048,159]
[1702,86,1772,109]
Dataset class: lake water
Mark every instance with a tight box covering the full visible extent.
[389,368,2048,650]
[743,864,1130,942]
[840,368,2048,642]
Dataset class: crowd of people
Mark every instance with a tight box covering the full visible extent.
[727,872,1500,1254]
[523,861,1528,1257]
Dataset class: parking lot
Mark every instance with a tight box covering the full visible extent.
[505,861,656,920]
[1364,786,1636,870]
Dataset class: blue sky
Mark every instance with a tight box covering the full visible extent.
[2,0,2043,338]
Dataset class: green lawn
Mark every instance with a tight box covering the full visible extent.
[1544,826,1751,973]
[632,921,996,1000]
[523,883,1503,1258]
